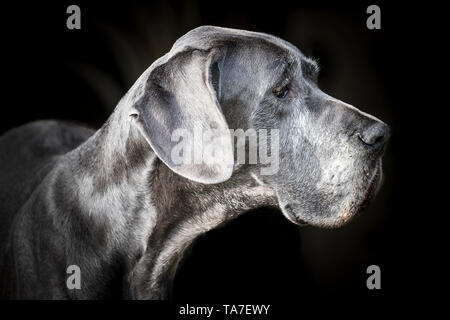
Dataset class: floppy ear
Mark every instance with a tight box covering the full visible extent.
[131,47,234,184]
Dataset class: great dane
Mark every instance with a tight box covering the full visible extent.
[0,26,390,299]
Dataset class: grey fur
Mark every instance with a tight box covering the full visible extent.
[0,26,390,299]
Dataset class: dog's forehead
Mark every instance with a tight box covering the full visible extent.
[172,26,318,81]
[173,26,304,61]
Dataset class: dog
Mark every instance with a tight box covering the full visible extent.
[0,26,390,299]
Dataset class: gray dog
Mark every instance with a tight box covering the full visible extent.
[0,26,390,299]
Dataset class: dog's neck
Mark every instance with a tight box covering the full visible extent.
[69,101,277,299]
[129,162,276,299]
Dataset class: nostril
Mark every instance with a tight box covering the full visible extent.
[372,134,384,145]
[358,123,391,148]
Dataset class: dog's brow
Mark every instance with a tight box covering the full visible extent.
[301,58,320,80]
[267,58,287,73]
[268,58,297,83]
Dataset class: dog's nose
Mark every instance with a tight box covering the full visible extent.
[358,122,391,149]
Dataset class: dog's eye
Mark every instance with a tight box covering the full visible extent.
[272,86,289,99]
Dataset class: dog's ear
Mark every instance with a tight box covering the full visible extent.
[130,47,234,184]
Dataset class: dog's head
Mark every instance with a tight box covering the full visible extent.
[129,26,390,228]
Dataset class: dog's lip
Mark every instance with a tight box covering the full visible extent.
[280,161,382,227]
[350,163,381,217]
[276,188,309,226]
[282,204,309,226]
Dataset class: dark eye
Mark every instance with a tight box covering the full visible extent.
[272,85,289,99]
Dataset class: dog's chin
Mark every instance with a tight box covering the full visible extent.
[347,160,383,219]
[281,161,383,228]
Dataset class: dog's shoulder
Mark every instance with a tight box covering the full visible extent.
[0,120,94,181]
[0,120,95,243]
[0,120,95,156]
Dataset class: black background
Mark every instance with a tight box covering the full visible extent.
[0,0,442,314]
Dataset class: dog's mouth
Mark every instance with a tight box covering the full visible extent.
[348,160,383,219]
[281,159,383,228]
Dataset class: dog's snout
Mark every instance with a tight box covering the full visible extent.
[358,122,391,149]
